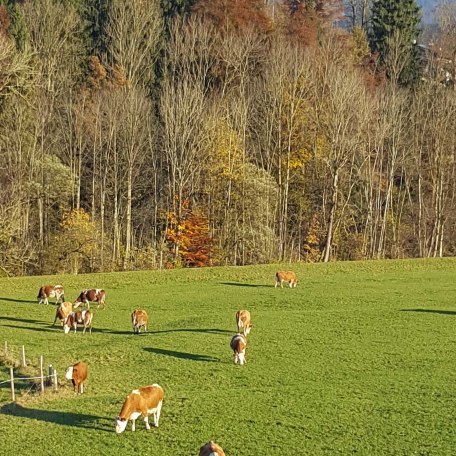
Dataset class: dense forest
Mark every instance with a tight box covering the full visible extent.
[1,0,456,276]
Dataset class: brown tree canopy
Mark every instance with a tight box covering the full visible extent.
[192,0,273,34]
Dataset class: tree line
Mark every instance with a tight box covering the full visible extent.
[0,0,455,276]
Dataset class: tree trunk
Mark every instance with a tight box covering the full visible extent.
[124,167,133,269]
[322,170,339,262]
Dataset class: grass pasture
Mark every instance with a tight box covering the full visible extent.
[0,259,456,455]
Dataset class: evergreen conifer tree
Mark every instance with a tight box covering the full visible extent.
[0,0,28,50]
[371,0,422,86]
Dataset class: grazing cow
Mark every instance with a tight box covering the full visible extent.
[74,289,106,309]
[236,310,252,336]
[275,271,297,288]
[37,285,65,305]
[63,310,93,334]
[199,441,226,456]
[230,333,247,365]
[115,384,164,434]
[53,301,73,326]
[65,361,88,394]
[131,309,148,334]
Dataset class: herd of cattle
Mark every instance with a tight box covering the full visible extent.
[34,270,297,455]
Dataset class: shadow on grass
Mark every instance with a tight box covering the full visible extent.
[2,324,61,333]
[144,347,219,362]
[0,297,40,304]
[400,308,456,316]
[94,328,134,335]
[0,403,112,432]
[0,316,50,325]
[1,320,135,336]
[149,328,232,335]
[221,282,270,288]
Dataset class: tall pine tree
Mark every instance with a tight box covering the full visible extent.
[371,0,422,86]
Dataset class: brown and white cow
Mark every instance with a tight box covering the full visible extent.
[74,289,106,309]
[65,361,88,394]
[236,310,252,336]
[199,441,226,456]
[230,333,247,365]
[63,310,93,334]
[131,309,148,334]
[115,384,164,434]
[37,285,65,305]
[275,271,297,288]
[53,301,73,326]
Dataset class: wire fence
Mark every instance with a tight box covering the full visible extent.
[1,341,59,402]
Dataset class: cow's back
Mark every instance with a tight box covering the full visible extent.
[140,384,164,409]
[236,310,250,324]
[55,301,73,323]
[119,384,164,418]
[38,285,50,298]
[38,285,53,300]
[199,441,226,456]
[73,361,88,382]
[276,270,297,285]
[132,309,148,325]
[230,334,246,353]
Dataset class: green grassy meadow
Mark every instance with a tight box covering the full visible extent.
[0,259,456,455]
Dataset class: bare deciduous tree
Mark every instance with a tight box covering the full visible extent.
[104,0,163,87]
[161,18,214,261]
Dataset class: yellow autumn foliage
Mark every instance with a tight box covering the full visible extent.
[204,117,245,181]
[59,209,98,255]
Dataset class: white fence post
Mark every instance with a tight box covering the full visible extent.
[10,367,15,402]
[40,355,44,394]
[53,369,58,391]
[1,345,59,398]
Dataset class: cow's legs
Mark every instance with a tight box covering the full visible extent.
[154,401,162,427]
[131,420,136,432]
[144,415,151,430]
[239,351,246,365]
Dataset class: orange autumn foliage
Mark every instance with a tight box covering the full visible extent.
[165,201,213,267]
